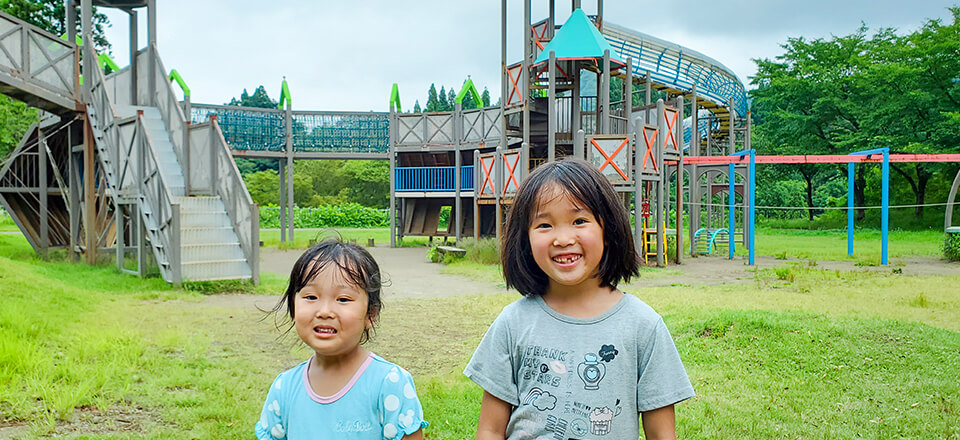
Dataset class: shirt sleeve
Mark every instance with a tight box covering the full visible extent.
[463,312,519,406]
[636,318,696,412]
[378,366,429,440]
[255,374,287,440]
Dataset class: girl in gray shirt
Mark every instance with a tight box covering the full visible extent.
[465,159,694,440]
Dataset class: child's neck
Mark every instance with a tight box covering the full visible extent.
[542,279,622,319]
[308,346,371,397]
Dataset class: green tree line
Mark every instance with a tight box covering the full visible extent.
[750,7,960,226]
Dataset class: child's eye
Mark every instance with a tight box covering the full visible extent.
[337,297,353,303]
[534,223,551,229]
[573,218,588,225]
[303,294,318,300]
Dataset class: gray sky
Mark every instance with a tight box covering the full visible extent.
[101,1,954,111]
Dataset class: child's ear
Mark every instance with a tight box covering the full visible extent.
[366,312,378,329]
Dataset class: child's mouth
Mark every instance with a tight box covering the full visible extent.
[552,254,581,265]
[314,326,337,336]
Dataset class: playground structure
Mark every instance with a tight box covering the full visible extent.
[3,1,959,284]
[0,1,258,283]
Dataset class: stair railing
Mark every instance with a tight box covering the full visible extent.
[133,110,181,283]
[85,41,179,282]
[188,116,259,284]
[148,43,189,170]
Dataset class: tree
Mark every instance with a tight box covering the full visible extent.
[227,85,277,108]
[447,88,456,111]
[425,84,439,112]
[413,100,422,113]
[481,87,491,107]
[437,86,448,111]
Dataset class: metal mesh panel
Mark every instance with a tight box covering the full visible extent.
[191,105,284,152]
[292,112,389,153]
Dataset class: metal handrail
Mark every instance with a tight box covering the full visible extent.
[207,118,260,284]
[150,43,188,165]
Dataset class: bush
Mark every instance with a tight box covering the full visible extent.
[259,204,388,229]
[458,238,500,265]
[944,232,960,261]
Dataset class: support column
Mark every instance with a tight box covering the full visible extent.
[633,117,643,256]
[728,98,735,155]
[522,0,531,153]
[279,160,286,242]
[548,51,556,162]
[38,125,48,257]
[128,9,137,105]
[285,104,294,243]
[83,113,96,264]
[454,103,462,243]
[688,86,699,256]
[69,125,79,260]
[655,99,665,266]
[675,96,683,264]
[474,150,481,242]
[644,71,652,124]
[572,61,581,139]
[67,0,76,45]
[600,50,610,134]
[147,0,156,106]
[389,109,396,247]
[625,57,633,134]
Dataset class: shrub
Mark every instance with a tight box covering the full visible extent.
[458,238,500,265]
[944,232,960,261]
[259,204,389,229]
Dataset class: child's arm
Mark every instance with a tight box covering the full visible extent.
[640,404,677,440]
[476,391,510,440]
[401,429,423,440]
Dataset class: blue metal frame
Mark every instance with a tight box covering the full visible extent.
[731,149,756,265]
[395,166,474,192]
[847,148,889,265]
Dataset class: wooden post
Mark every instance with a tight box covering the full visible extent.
[548,50,557,162]
[38,124,48,257]
[83,113,96,264]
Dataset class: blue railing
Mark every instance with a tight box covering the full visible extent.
[395,166,474,192]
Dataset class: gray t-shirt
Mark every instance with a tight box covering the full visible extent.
[464,294,694,440]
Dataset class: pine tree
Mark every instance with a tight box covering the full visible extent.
[426,84,439,112]
[447,88,456,111]
[481,87,491,107]
[438,86,448,111]
[413,100,422,113]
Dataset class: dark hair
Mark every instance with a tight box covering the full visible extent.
[501,158,639,296]
[273,239,383,344]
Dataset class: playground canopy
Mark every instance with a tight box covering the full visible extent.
[533,8,626,66]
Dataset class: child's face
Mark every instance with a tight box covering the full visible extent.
[528,185,605,294]
[293,262,373,359]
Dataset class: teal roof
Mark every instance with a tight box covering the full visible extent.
[533,9,626,66]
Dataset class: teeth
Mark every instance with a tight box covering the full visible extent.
[316,328,336,334]
[553,255,580,264]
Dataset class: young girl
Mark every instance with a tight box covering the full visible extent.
[256,240,428,440]
[465,158,694,439]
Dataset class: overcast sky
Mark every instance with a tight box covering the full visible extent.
[100,1,954,112]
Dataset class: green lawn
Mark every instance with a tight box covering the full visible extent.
[1,229,958,438]
[0,210,16,232]
[749,226,946,263]
[258,228,435,249]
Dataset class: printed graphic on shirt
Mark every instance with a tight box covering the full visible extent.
[520,345,570,388]
[576,353,606,390]
[598,344,619,362]
[334,419,373,433]
[545,414,569,440]
[521,387,558,411]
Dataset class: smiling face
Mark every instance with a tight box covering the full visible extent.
[293,262,374,360]
[528,184,605,296]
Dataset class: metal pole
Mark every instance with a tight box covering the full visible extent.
[474,149,481,242]
[728,163,735,259]
[749,152,756,265]
[633,118,643,256]
[548,50,557,162]
[625,57,633,134]
[572,61,581,136]
[454,103,462,243]
[285,104,294,243]
[389,108,396,247]
[847,162,854,256]
[676,95,683,264]
[128,9,137,105]
[495,147,503,240]
[655,99,665,266]
[69,125,78,260]
[881,151,889,265]
[83,114,96,264]
[39,125,48,257]
[279,160,286,242]
[728,98,735,155]
[522,0,531,152]
[147,0,156,106]
[574,129,584,159]
[601,50,610,134]
[66,0,76,46]
[689,85,698,256]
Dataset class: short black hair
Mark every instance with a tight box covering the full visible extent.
[501,158,639,296]
[273,239,383,343]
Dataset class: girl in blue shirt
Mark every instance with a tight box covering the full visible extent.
[256,240,428,440]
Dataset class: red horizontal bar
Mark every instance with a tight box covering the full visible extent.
[681,154,960,165]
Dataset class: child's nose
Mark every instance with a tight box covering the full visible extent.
[315,300,336,317]
[552,229,576,246]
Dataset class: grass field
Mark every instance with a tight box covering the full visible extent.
[1,228,958,439]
